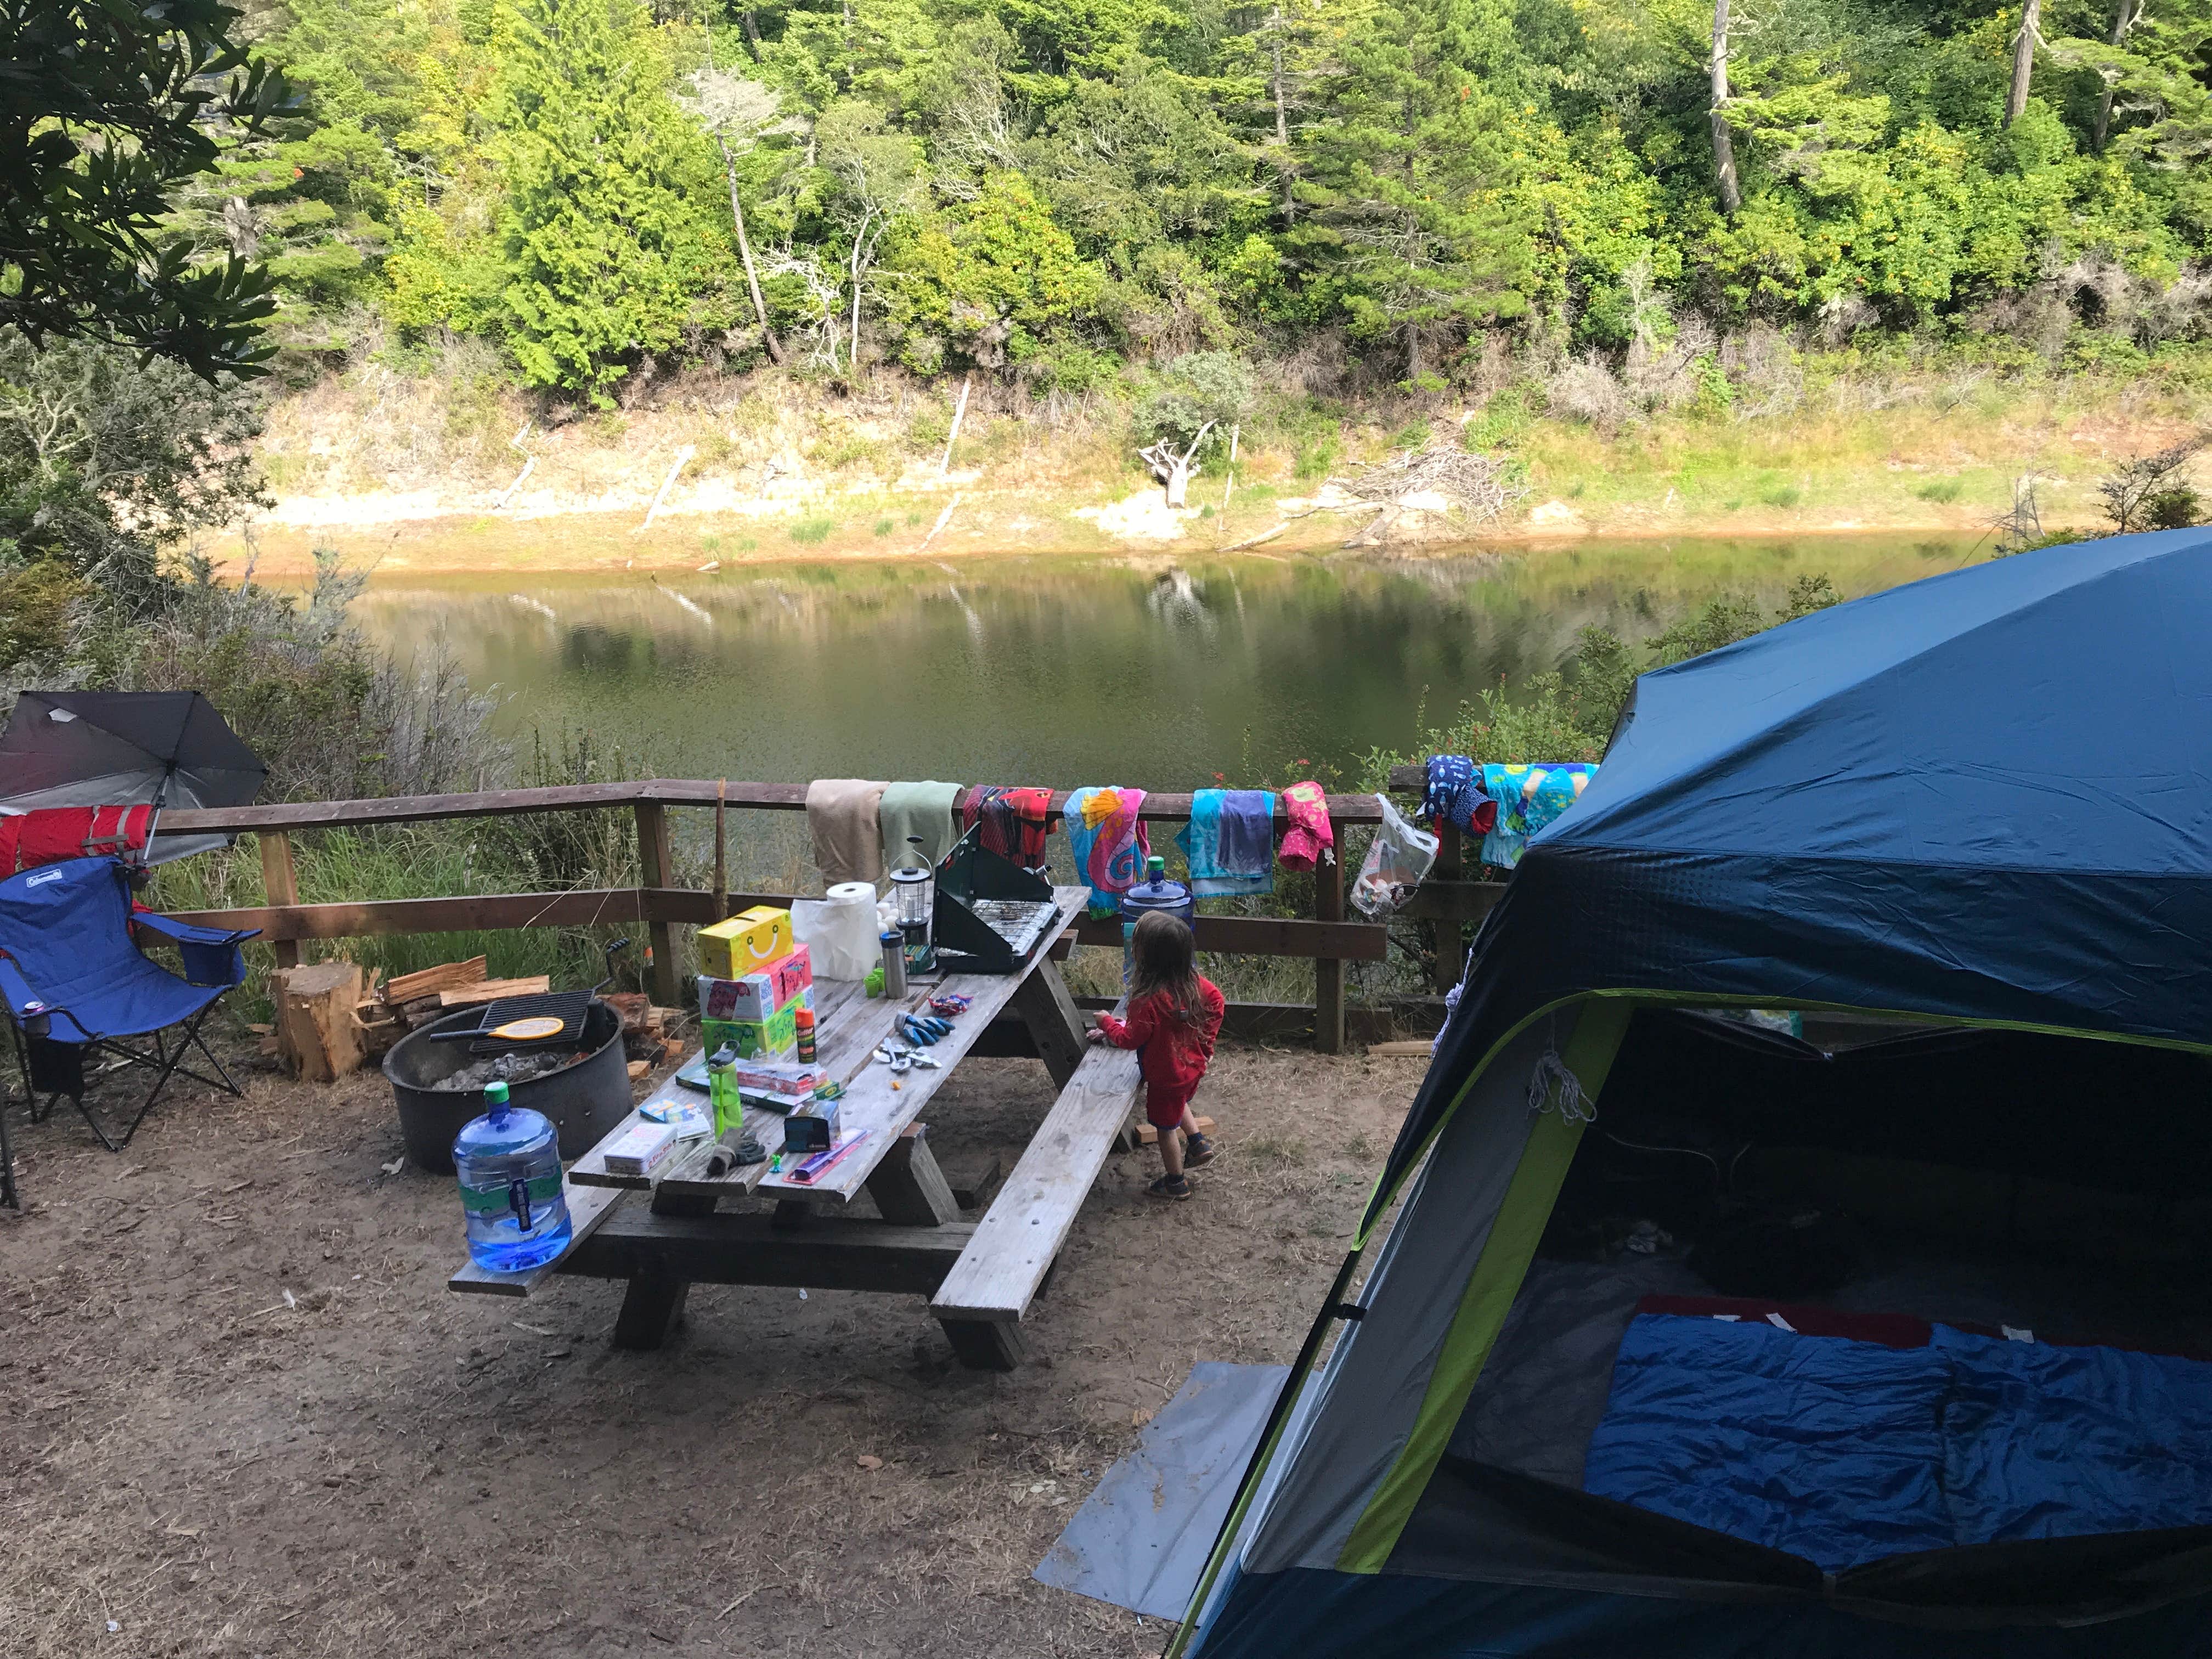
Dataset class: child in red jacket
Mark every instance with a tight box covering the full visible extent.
[1090,910,1223,1200]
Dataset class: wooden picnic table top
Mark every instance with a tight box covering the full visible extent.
[453,885,1088,1295]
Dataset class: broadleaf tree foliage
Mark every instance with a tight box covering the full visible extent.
[2,0,291,377]
[143,0,2212,397]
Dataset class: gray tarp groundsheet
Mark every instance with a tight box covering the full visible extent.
[1034,1362,1287,1620]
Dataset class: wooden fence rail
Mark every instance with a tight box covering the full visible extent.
[163,776,1505,1052]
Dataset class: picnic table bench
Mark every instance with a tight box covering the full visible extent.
[448,887,1142,1369]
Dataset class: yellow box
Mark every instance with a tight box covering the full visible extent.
[696,906,794,980]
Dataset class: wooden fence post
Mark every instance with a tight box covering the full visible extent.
[259,831,301,969]
[1314,849,1346,1054]
[634,802,679,1007]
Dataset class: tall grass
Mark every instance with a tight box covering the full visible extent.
[149,822,658,1020]
[145,726,688,1019]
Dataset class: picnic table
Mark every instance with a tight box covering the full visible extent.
[448,887,1144,1370]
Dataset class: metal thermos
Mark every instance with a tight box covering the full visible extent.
[879,929,908,1000]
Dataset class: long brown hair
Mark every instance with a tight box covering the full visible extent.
[1127,910,1202,1016]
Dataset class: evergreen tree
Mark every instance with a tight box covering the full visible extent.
[1295,0,1542,383]
[485,0,733,400]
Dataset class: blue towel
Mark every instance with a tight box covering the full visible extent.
[1176,789,1275,898]
[1480,762,1597,869]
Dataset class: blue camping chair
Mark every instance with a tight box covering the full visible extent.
[0,856,259,1204]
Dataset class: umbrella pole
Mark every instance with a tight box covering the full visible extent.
[136,771,172,875]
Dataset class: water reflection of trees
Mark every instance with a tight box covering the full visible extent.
[1145,568,1218,639]
[561,624,656,678]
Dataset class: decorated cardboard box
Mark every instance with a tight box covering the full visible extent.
[697,945,813,1024]
[702,1002,799,1061]
[697,906,794,981]
[733,1057,825,1096]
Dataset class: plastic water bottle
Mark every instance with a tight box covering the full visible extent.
[454,1080,572,1272]
[707,1043,743,1138]
[1121,855,1193,986]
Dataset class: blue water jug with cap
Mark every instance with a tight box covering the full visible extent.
[1120,855,1194,985]
[454,1080,572,1272]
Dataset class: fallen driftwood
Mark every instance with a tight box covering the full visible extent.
[1220,522,1291,552]
[1137,420,1215,509]
[1343,445,1528,546]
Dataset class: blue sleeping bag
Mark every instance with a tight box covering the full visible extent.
[1584,1313,2212,1571]
[1933,1323,2212,1547]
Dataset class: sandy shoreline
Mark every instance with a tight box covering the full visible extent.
[209,493,2017,579]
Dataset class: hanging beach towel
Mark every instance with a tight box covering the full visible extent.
[1277,780,1335,872]
[1062,786,1150,918]
[1480,762,1597,868]
[1176,789,1276,898]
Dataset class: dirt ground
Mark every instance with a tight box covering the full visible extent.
[0,1034,1425,1657]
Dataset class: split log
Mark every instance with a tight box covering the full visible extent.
[385,956,488,1004]
[437,976,554,1009]
[398,995,448,1029]
[274,961,368,1083]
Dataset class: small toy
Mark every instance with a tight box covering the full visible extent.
[928,992,972,1017]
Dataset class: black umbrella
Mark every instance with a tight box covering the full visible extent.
[0,691,266,863]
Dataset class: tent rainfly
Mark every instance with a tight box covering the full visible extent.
[1177,527,2212,1658]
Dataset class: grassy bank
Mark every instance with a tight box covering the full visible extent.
[212,347,2211,578]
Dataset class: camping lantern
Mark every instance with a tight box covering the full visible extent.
[889,838,935,972]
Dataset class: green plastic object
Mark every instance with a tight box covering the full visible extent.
[706,1043,743,1137]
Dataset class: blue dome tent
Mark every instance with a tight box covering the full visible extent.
[1177,528,2212,1657]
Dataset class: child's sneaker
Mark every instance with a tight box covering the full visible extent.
[1183,1132,1217,1168]
[1147,1173,1193,1201]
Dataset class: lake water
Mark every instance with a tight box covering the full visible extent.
[354,534,1982,794]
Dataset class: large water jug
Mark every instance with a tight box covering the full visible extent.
[1120,856,1194,985]
[454,1080,572,1272]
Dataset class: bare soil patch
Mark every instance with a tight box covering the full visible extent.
[0,1036,1421,1657]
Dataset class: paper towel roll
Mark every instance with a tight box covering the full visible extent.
[793,882,882,980]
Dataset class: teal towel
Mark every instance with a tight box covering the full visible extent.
[880,781,964,871]
[1175,789,1276,898]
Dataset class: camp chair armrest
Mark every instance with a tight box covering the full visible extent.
[133,913,261,949]
[132,912,257,990]
[0,952,44,1017]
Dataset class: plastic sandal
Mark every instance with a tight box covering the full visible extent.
[1183,1133,1216,1168]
